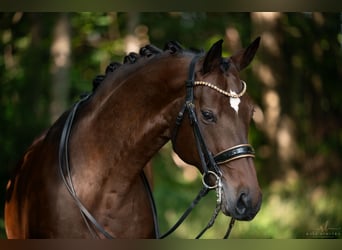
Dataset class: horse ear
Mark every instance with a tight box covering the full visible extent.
[202,39,223,74]
[231,37,260,71]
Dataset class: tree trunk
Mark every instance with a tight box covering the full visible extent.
[124,12,149,54]
[251,12,297,180]
[50,13,71,123]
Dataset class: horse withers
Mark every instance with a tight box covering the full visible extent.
[5,37,262,238]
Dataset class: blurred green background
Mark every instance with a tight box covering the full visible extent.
[0,12,341,239]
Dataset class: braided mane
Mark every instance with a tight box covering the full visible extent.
[92,41,187,91]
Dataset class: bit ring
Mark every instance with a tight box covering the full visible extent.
[202,171,220,189]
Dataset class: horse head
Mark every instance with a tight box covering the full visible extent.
[172,37,262,221]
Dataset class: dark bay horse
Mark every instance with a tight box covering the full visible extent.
[5,38,262,238]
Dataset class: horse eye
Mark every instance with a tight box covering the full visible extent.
[201,110,216,123]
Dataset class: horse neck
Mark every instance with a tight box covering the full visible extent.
[68,54,192,189]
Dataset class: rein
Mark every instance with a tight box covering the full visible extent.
[58,55,255,239]
[58,93,115,238]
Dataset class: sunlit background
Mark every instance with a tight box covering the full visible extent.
[0,12,341,238]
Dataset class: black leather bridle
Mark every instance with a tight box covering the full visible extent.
[162,55,256,238]
[58,55,255,239]
[172,55,255,182]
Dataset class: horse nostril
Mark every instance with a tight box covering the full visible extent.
[236,192,248,215]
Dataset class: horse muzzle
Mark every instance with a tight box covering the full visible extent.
[220,185,262,221]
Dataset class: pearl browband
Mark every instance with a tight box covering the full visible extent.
[194,80,247,98]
